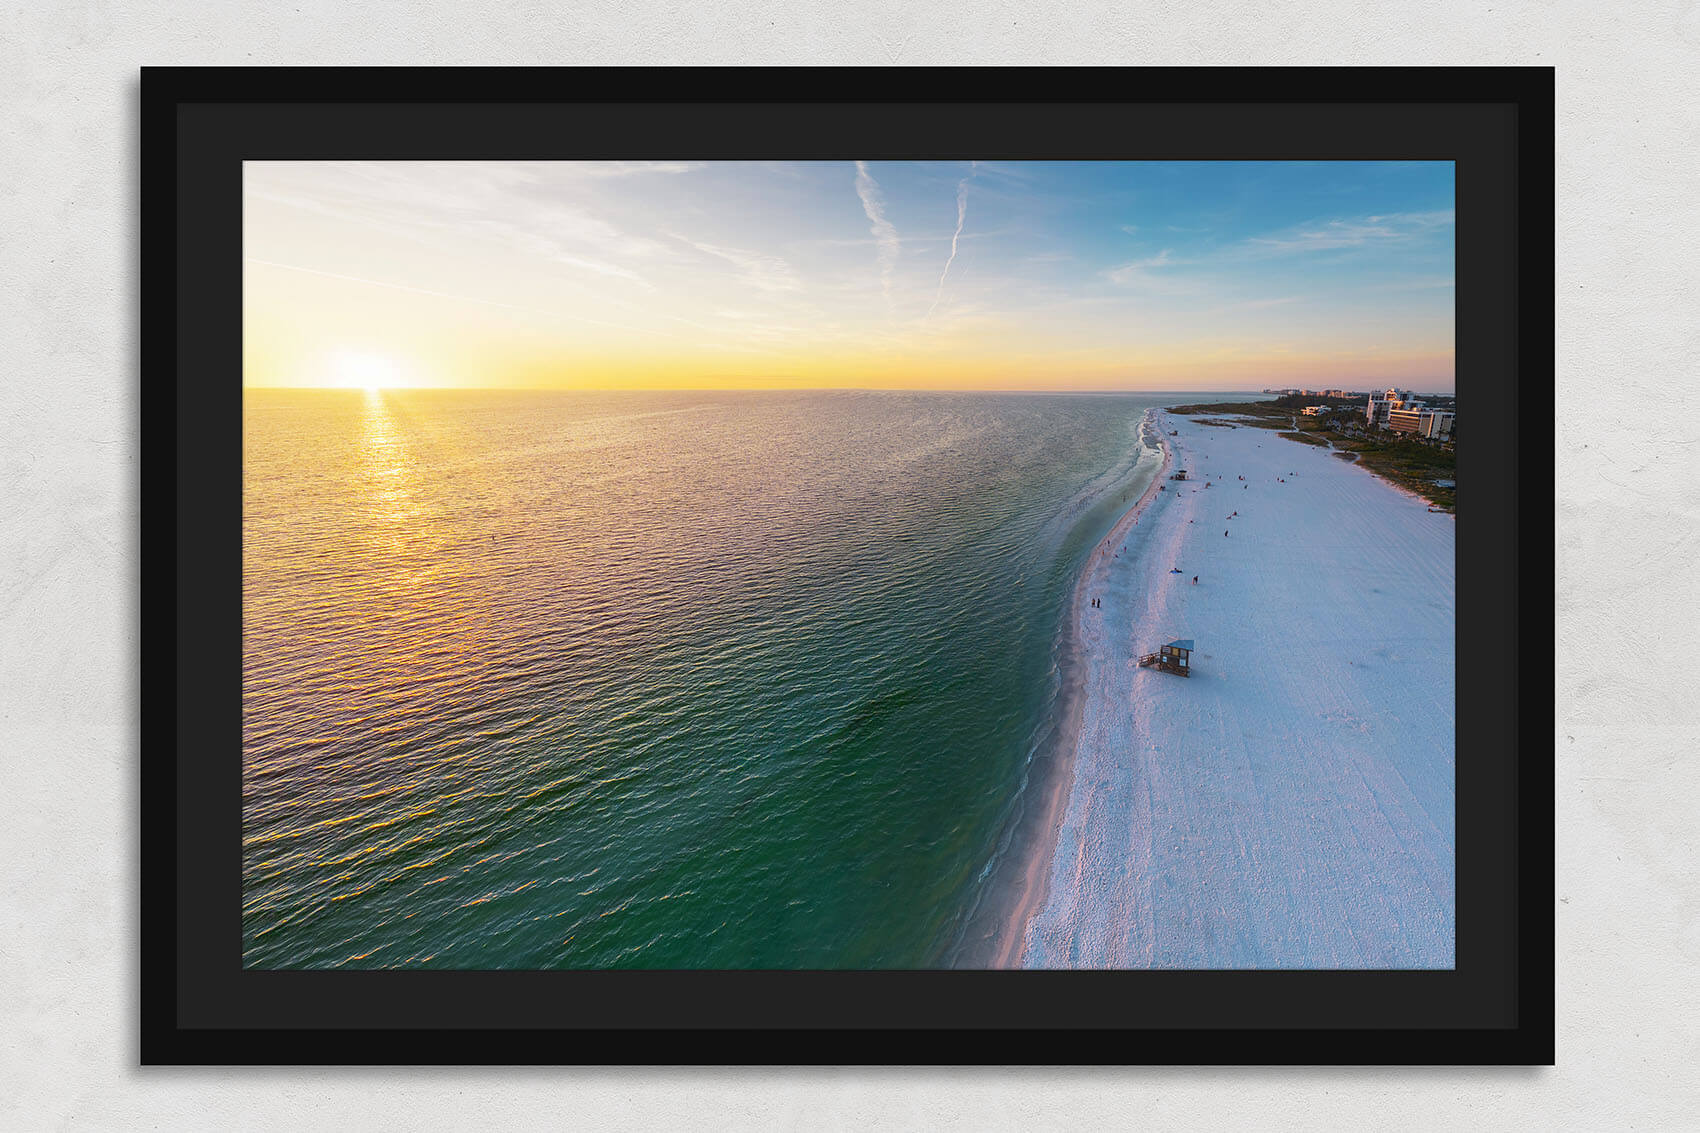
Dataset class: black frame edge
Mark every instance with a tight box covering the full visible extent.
[141,65,1556,1066]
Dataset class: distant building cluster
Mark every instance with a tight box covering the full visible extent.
[1366,388,1454,439]
[1263,388,1359,398]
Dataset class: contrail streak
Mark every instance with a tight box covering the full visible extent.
[927,162,978,320]
[854,161,900,306]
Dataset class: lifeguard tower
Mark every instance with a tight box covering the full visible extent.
[1138,638,1194,677]
[1170,469,1189,481]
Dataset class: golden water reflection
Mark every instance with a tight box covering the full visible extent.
[360,389,430,545]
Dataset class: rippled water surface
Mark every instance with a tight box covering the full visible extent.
[243,388,1196,968]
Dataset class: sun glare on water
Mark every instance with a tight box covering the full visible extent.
[329,350,407,391]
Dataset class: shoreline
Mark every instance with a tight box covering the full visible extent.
[989,410,1173,969]
[1016,406,1456,968]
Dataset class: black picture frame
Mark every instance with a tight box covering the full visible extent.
[142,66,1554,1065]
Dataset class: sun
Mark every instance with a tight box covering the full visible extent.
[328,349,407,391]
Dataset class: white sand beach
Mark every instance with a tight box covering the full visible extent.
[1019,409,1455,968]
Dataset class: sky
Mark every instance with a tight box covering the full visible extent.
[243,160,1455,392]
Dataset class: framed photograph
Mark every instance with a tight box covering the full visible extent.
[143,66,1553,1063]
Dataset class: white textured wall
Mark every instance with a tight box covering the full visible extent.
[2,3,1695,1127]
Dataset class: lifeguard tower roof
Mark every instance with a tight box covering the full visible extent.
[1166,639,1194,652]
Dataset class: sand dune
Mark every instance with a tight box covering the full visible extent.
[1021,409,1455,968]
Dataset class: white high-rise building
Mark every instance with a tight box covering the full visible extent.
[1365,388,1419,427]
[1360,386,1428,425]
[1388,407,1455,439]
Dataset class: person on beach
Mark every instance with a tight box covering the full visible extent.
[1224,530,1229,537]
[1192,575,1198,584]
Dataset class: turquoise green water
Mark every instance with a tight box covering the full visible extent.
[242,389,1227,969]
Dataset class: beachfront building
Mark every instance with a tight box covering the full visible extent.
[1366,388,1421,428]
[1388,406,1455,439]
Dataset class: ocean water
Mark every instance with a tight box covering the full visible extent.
[242,388,1227,969]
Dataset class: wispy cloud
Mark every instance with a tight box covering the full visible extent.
[927,162,978,319]
[548,253,655,288]
[667,232,800,293]
[243,256,661,334]
[854,161,901,305]
[1247,209,1454,254]
[965,160,1040,182]
[1364,275,1456,292]
[1185,294,1308,318]
[1106,249,1179,285]
[799,228,1007,250]
[247,162,677,291]
[570,161,706,177]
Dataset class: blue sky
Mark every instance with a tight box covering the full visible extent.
[244,160,1455,391]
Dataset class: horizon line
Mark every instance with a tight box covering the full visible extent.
[243,384,1454,395]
